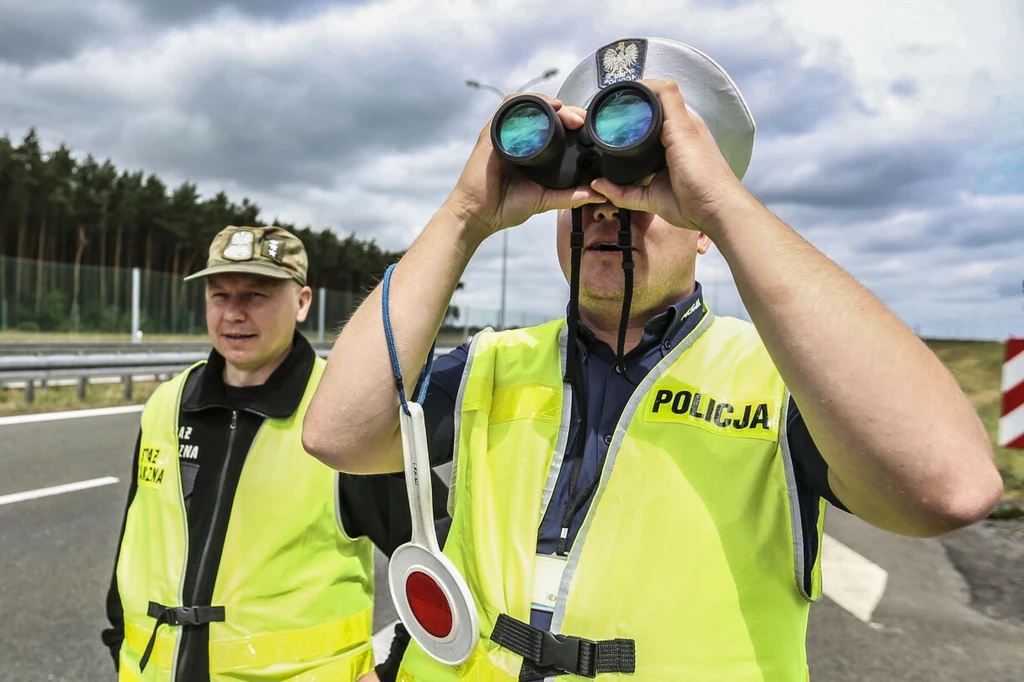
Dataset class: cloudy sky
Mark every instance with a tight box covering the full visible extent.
[2,0,1022,339]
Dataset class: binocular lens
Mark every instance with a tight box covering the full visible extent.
[593,91,655,148]
[489,81,663,189]
[497,102,551,158]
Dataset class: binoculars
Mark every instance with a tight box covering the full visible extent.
[489,81,665,189]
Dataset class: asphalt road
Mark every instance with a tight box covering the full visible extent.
[1,409,1021,681]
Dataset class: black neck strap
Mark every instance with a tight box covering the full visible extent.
[615,208,634,374]
[558,207,589,555]
[564,207,584,387]
[556,206,635,556]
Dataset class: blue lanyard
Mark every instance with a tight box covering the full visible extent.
[381,263,436,415]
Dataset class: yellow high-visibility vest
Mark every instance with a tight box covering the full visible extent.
[399,313,825,681]
[116,357,377,681]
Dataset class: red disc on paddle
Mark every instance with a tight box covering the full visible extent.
[406,571,454,638]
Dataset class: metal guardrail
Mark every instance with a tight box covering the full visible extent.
[0,346,454,404]
[0,341,336,355]
[0,343,210,356]
[0,352,212,371]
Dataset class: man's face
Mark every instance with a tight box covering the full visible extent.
[555,202,709,315]
[205,273,312,372]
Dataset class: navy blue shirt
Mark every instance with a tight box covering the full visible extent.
[422,283,845,630]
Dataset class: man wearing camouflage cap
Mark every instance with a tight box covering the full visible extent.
[102,225,444,681]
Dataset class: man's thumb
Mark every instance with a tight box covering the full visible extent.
[590,179,645,211]
[539,186,605,213]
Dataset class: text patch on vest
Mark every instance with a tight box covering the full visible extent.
[643,381,781,442]
[137,446,168,487]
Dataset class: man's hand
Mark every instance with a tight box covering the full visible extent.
[444,94,604,242]
[590,79,748,238]
[357,672,381,682]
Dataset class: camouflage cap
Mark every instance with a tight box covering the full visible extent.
[184,225,308,285]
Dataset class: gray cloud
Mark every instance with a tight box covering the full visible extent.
[890,78,919,98]
[123,58,477,192]
[741,62,867,136]
[750,132,967,210]
[994,264,1023,299]
[687,27,867,138]
[856,222,941,255]
[0,2,116,67]
[850,195,1023,255]
[3,9,493,194]
[0,0,363,68]
[948,211,1024,249]
[128,0,333,23]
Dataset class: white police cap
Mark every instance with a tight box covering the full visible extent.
[556,37,755,180]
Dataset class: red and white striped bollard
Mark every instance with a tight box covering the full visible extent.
[998,338,1024,449]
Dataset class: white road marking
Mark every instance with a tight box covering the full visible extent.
[821,533,889,624]
[0,404,144,427]
[0,476,120,506]
[373,619,400,663]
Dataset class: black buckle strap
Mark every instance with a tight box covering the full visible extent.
[146,602,225,626]
[139,601,226,672]
[491,613,635,680]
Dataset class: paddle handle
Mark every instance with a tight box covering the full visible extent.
[399,402,442,554]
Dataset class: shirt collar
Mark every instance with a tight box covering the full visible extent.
[659,281,707,349]
[574,281,707,358]
[181,330,315,419]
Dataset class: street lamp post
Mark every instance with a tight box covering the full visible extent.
[465,68,559,329]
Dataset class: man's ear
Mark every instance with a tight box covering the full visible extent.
[296,284,313,323]
[697,232,712,255]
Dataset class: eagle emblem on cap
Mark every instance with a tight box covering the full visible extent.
[599,39,647,87]
[222,230,255,261]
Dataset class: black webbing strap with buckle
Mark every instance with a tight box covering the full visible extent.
[139,601,226,672]
[491,613,635,680]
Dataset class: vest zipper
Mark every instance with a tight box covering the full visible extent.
[193,409,238,589]
[176,409,239,679]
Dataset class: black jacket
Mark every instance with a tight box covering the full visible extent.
[102,332,447,680]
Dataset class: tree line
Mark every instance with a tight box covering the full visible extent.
[0,128,409,332]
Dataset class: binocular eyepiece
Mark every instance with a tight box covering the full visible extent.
[490,81,666,190]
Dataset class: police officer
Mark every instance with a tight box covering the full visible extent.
[302,38,1003,680]
[102,225,445,681]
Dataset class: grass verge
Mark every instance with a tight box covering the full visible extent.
[924,339,1023,501]
[0,380,162,417]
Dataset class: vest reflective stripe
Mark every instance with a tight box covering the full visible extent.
[123,608,374,674]
[124,619,175,672]
[116,357,376,681]
[118,641,374,682]
[209,608,373,672]
[117,660,145,682]
[400,315,824,681]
